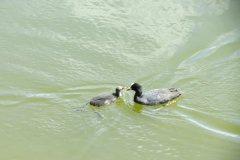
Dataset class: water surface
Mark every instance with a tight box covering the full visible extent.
[0,0,240,160]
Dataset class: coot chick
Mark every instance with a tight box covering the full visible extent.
[89,86,125,107]
[129,83,182,105]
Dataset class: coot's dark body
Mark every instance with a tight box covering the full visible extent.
[130,83,181,105]
[89,86,124,107]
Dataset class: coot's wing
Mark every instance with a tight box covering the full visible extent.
[143,88,181,104]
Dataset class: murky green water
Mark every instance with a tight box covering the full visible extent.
[0,0,240,160]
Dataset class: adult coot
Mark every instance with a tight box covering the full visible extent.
[89,86,126,107]
[128,83,182,105]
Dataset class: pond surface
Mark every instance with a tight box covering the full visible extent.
[0,0,240,160]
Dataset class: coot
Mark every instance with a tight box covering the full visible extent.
[89,86,125,107]
[128,83,182,105]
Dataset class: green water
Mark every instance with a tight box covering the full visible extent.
[0,0,240,160]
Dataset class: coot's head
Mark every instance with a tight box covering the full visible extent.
[130,83,142,92]
[115,86,124,97]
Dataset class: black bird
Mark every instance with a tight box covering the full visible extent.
[89,86,125,107]
[129,83,182,105]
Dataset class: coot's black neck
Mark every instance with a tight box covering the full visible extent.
[134,89,142,99]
